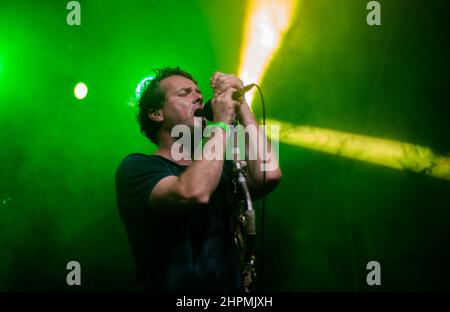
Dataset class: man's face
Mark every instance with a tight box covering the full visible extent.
[159,75,203,131]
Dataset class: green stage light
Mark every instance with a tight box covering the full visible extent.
[74,82,88,100]
[267,119,450,181]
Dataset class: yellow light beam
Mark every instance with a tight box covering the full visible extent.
[238,0,298,106]
[266,119,450,181]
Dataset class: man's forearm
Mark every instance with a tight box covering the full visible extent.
[238,102,281,188]
[177,129,227,203]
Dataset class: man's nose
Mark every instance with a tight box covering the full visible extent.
[193,95,203,105]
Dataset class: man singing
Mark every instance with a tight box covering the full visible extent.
[115,67,281,291]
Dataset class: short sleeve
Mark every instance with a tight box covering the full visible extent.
[115,154,175,224]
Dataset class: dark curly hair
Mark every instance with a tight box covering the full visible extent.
[136,67,197,144]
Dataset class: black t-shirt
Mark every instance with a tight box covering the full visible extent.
[115,154,242,291]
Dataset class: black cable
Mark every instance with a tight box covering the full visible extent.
[253,84,266,289]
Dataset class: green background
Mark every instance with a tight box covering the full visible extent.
[0,0,449,291]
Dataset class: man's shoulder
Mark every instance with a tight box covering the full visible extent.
[116,153,168,176]
[118,153,165,166]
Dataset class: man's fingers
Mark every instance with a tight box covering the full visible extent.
[223,87,236,98]
[215,77,237,92]
[216,87,236,101]
[214,76,244,94]
[210,72,225,88]
[211,72,241,88]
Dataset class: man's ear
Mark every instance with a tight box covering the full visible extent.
[148,109,164,122]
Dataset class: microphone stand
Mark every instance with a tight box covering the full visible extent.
[230,120,256,292]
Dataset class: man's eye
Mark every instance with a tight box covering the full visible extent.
[180,89,192,95]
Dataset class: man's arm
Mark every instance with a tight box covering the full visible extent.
[211,72,282,199]
[237,101,282,199]
[148,88,238,213]
[149,129,227,212]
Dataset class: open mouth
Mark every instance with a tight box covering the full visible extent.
[193,108,203,117]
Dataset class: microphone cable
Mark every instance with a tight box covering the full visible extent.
[252,84,267,290]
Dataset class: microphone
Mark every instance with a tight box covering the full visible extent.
[200,84,256,121]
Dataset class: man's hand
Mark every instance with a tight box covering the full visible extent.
[211,88,240,124]
[209,72,282,199]
[210,72,247,120]
[210,72,244,97]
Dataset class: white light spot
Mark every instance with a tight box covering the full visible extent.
[74,82,88,100]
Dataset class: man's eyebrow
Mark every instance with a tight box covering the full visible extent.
[176,86,192,92]
[176,86,202,94]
